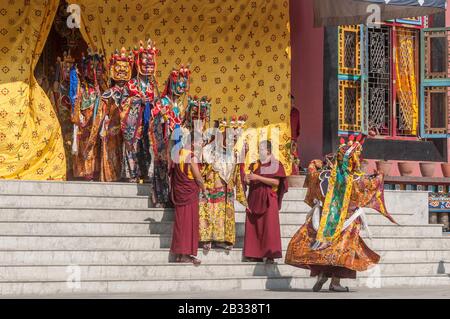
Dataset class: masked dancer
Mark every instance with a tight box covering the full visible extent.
[70,48,106,181]
[149,66,191,207]
[199,115,248,251]
[50,51,75,179]
[87,48,134,182]
[122,39,158,186]
[285,134,398,292]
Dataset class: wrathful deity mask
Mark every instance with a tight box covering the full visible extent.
[337,134,365,173]
[169,66,191,96]
[56,51,75,83]
[109,48,134,82]
[134,39,159,77]
[82,48,106,84]
[184,95,212,129]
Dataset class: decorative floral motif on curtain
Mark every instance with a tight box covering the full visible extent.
[0,0,66,180]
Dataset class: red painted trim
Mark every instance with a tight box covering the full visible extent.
[383,17,425,29]
[392,26,398,138]
[370,135,419,141]
[378,24,421,139]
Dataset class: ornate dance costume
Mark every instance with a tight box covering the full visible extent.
[50,52,75,178]
[71,48,107,180]
[121,40,158,183]
[150,66,191,206]
[285,134,398,280]
[199,117,248,247]
[88,48,134,182]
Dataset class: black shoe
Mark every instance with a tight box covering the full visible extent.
[329,284,350,292]
[312,273,328,292]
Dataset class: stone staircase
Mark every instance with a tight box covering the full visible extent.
[0,180,448,296]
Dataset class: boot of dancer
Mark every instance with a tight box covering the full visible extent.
[312,272,329,292]
[329,277,349,292]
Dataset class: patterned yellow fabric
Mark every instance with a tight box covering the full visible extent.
[69,0,292,174]
[199,186,237,245]
[199,164,247,245]
[0,1,66,180]
[395,28,418,136]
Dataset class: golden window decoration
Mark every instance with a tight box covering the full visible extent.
[338,25,361,76]
[339,80,362,132]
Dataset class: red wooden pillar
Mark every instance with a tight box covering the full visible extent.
[290,0,325,167]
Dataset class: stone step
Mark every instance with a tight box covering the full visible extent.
[287,190,429,216]
[0,195,315,212]
[0,262,447,282]
[0,208,419,225]
[0,195,152,210]
[0,249,448,266]
[1,274,449,296]
[0,180,152,197]
[0,235,448,250]
[0,222,440,237]
[0,190,428,217]
[150,222,443,237]
[0,181,307,199]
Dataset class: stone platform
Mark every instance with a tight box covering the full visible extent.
[0,180,448,296]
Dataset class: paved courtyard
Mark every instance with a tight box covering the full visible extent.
[7,287,450,299]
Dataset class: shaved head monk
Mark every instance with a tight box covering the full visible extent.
[243,140,288,264]
[170,133,207,265]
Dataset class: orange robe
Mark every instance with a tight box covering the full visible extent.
[71,84,101,180]
[285,165,397,278]
[87,88,124,182]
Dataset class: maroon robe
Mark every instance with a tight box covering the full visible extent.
[290,107,300,141]
[243,158,288,259]
[170,155,200,256]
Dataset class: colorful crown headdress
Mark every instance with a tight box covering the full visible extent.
[133,39,159,64]
[81,47,105,66]
[163,64,191,96]
[170,65,191,80]
[337,133,366,160]
[184,95,211,128]
[218,114,248,132]
[109,47,134,67]
[56,51,76,82]
[61,50,75,65]
[108,47,135,82]
[339,133,366,148]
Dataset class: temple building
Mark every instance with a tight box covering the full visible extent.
[292,0,450,231]
[0,0,449,296]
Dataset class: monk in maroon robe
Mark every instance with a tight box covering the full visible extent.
[290,95,300,142]
[290,95,300,175]
[244,141,288,263]
[170,145,206,265]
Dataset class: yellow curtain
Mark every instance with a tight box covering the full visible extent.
[0,0,66,180]
[395,28,418,136]
[70,0,292,174]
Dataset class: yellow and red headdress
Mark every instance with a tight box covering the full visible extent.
[337,133,366,169]
[133,39,159,76]
[218,114,248,132]
[108,47,134,82]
